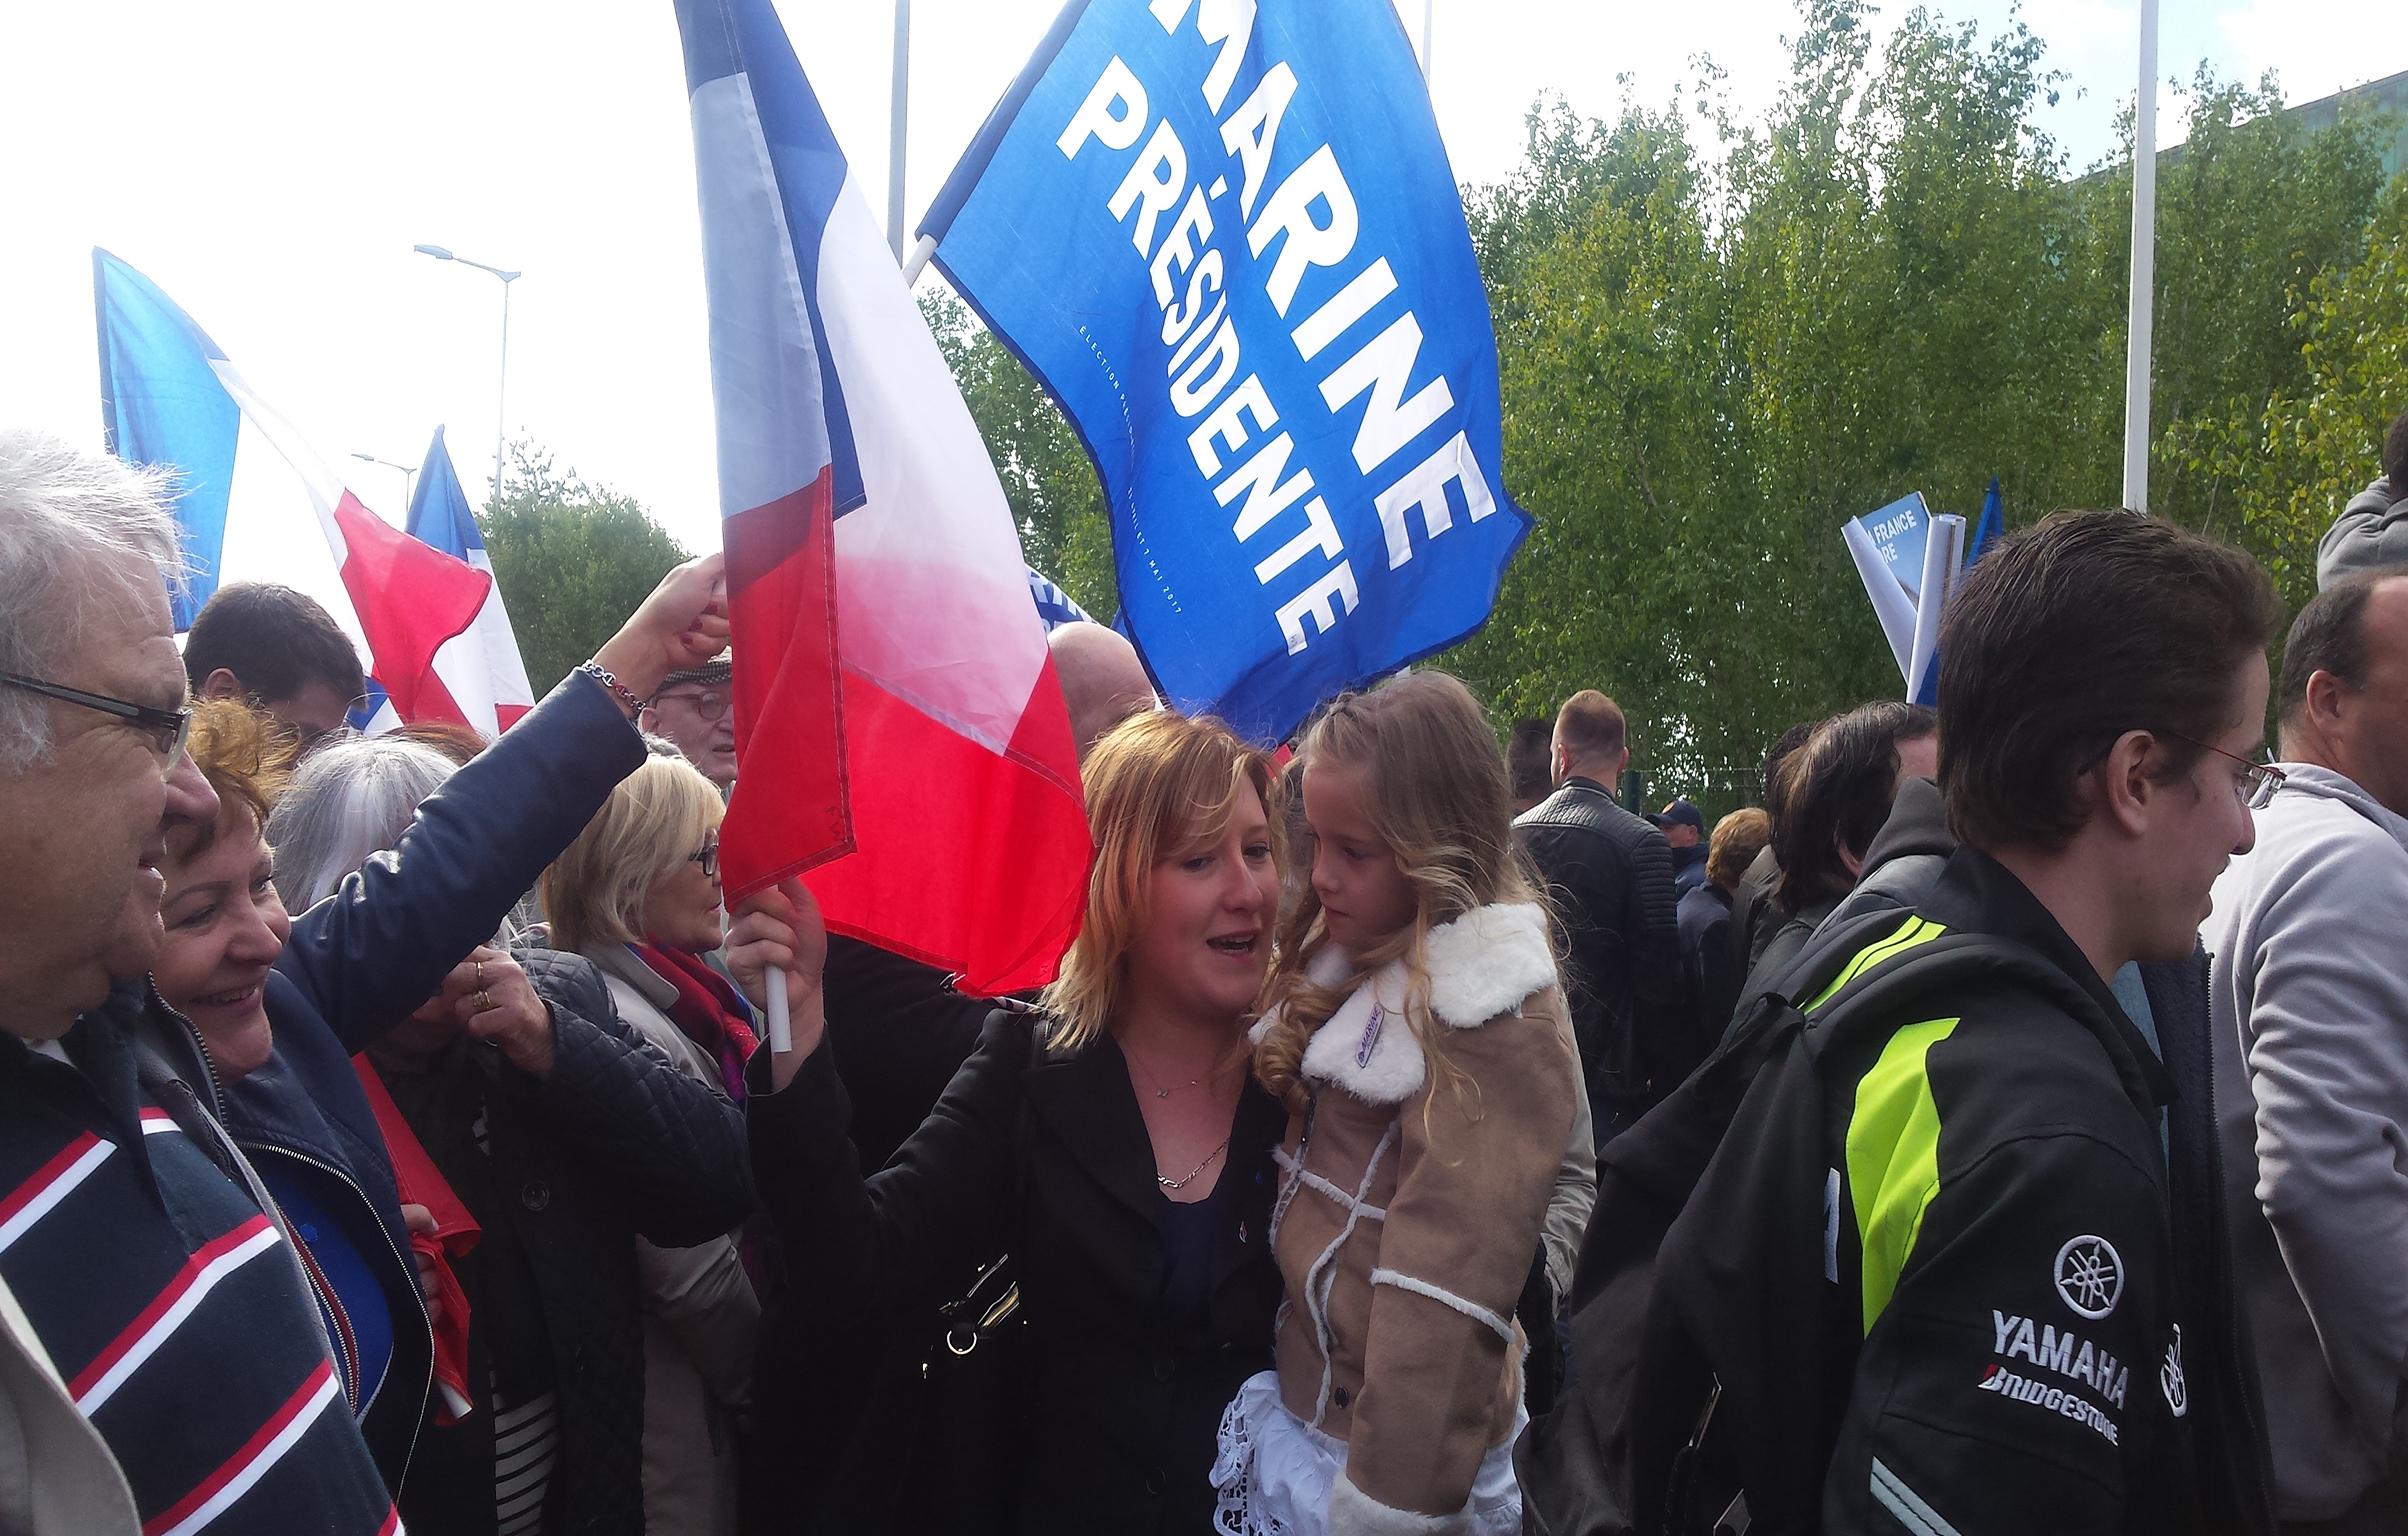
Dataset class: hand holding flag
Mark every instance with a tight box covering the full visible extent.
[723,879,826,1081]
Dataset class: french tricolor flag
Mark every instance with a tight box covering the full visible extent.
[95,250,505,736]
[407,426,534,733]
[675,0,1090,993]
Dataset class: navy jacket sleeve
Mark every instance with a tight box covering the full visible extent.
[510,949,754,1248]
[745,1010,1028,1320]
[276,673,645,1056]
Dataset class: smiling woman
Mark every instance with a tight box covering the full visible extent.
[157,702,296,1080]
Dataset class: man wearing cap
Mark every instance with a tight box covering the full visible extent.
[640,651,735,790]
[1650,798,1708,897]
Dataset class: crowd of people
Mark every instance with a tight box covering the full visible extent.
[0,407,2403,1536]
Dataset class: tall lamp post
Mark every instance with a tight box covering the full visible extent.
[351,451,418,508]
[412,243,521,500]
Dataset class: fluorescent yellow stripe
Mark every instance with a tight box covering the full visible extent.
[1847,1015,1961,1333]
[1805,915,1947,1015]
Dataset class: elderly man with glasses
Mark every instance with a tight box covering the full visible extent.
[0,430,400,1534]
[640,651,735,790]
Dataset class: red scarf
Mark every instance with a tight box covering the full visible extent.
[351,1058,481,1424]
[630,942,758,1100]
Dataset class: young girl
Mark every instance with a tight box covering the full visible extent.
[1214,671,1578,1536]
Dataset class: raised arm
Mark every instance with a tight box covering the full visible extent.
[277,556,727,1051]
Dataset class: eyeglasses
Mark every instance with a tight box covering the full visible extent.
[650,687,730,724]
[690,833,720,882]
[2161,729,2286,806]
[0,671,192,772]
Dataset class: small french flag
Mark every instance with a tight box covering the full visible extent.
[407,426,533,733]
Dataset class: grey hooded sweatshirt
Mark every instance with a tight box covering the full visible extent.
[2318,476,2407,589]
[2204,763,2408,1521]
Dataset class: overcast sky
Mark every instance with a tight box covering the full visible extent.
[2,0,2391,557]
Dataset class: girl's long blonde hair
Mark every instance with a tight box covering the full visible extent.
[1039,711,1280,1055]
[1253,670,1541,1113]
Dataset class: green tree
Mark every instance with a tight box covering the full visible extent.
[2171,173,2408,602]
[479,441,692,694]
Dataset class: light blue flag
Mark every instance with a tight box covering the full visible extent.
[921,0,1528,742]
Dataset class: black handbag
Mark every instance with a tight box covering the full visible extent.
[891,1027,1041,1531]
[887,1259,1033,1535]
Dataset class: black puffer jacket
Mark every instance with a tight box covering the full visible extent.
[385,947,754,1536]
[1516,777,1687,1136]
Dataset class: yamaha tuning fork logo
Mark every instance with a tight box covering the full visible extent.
[2054,1235,2123,1320]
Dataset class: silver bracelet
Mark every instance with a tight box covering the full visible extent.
[576,660,644,715]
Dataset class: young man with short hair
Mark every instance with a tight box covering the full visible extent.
[1654,510,2282,1535]
[1820,509,2280,1530]
[1516,689,1684,1143]
[183,582,366,749]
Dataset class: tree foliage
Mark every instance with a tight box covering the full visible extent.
[478,441,692,695]
[920,0,2401,814]
[1440,0,2394,813]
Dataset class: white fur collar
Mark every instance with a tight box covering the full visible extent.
[1250,902,1557,1106]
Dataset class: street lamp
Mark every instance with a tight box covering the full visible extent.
[351,451,418,507]
[413,243,521,500]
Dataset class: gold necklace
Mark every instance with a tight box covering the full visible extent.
[1124,1043,1213,1100]
[1158,1138,1229,1191]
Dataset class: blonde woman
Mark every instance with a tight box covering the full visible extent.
[725,711,1289,1535]
[1225,670,1579,1536]
[542,753,759,1536]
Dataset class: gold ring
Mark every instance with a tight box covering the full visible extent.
[473,958,487,990]
[475,989,494,1013]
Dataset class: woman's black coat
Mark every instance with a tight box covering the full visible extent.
[747,1009,1286,1536]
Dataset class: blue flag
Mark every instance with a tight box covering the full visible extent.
[922,0,1528,742]
[406,426,487,563]
[1968,475,2004,567]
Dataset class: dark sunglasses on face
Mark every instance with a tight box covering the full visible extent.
[0,671,193,772]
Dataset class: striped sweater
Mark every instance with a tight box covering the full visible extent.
[0,988,397,1536]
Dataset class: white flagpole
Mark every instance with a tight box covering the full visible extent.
[2121,0,2159,513]
[1421,0,1435,85]
[887,0,912,259]
[764,971,792,1053]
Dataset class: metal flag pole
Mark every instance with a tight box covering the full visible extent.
[2121,0,2159,514]
[888,0,912,259]
[1422,0,1435,85]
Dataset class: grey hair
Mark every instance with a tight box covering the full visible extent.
[266,735,460,912]
[0,431,186,771]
